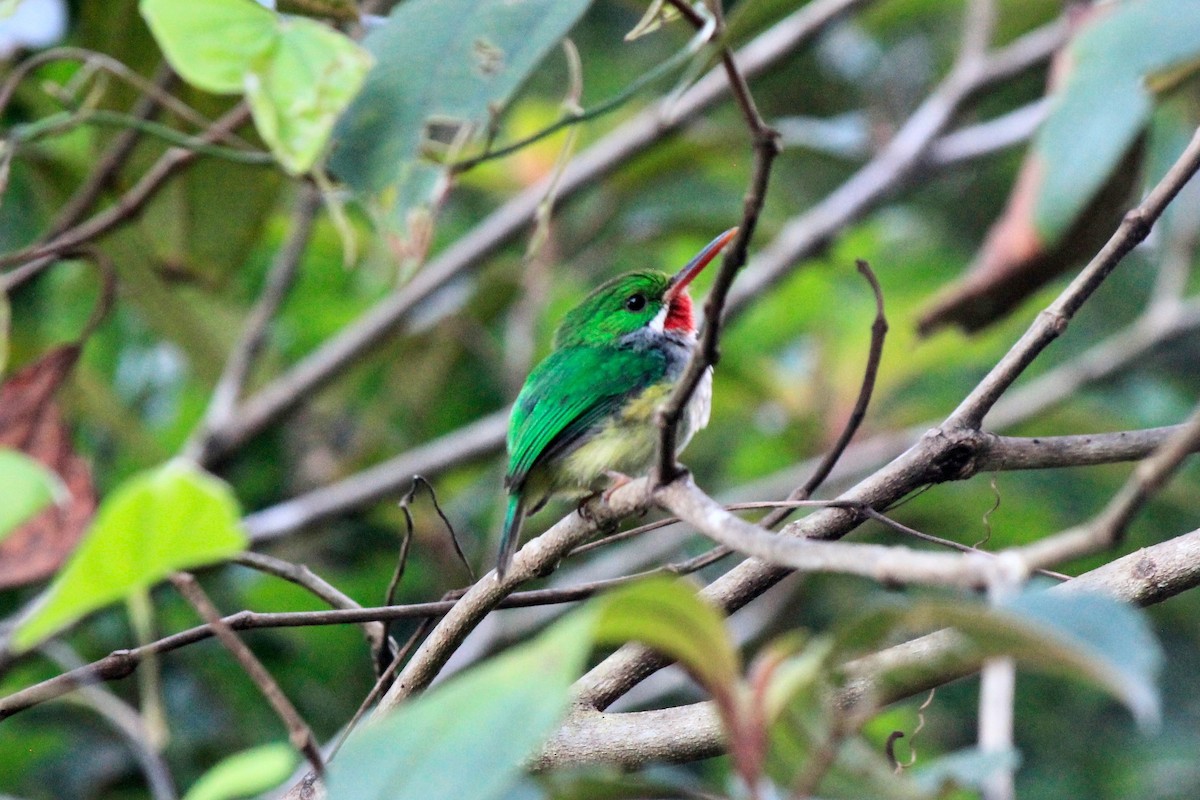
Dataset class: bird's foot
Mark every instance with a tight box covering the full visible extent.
[576,491,601,522]
[601,471,634,504]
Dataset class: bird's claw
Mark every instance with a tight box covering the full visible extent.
[601,471,633,504]
[576,491,601,522]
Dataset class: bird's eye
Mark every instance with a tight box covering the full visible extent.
[625,293,646,312]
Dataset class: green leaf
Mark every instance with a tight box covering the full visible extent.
[325,612,594,800]
[1032,0,1200,241]
[140,0,372,173]
[183,742,298,800]
[139,0,278,94]
[840,588,1162,728]
[11,460,248,652]
[1002,589,1162,727]
[760,635,835,724]
[329,0,594,213]
[591,576,741,695]
[245,16,373,173]
[328,578,740,800]
[911,747,1022,794]
[0,449,63,543]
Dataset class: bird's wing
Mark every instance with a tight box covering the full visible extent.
[505,345,667,490]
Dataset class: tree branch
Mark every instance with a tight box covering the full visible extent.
[946,124,1200,429]
[571,117,1200,713]
[0,104,256,293]
[533,526,1200,770]
[170,573,325,776]
[186,184,322,462]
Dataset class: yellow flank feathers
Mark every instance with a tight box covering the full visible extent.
[558,370,711,492]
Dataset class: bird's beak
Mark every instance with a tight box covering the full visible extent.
[664,227,739,302]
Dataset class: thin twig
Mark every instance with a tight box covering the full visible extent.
[232,551,387,656]
[186,185,322,460]
[450,13,717,172]
[45,62,176,240]
[946,124,1200,430]
[773,259,887,518]
[0,48,251,147]
[42,643,178,800]
[657,0,781,483]
[373,477,653,714]
[1,104,256,290]
[857,507,1069,582]
[169,573,326,776]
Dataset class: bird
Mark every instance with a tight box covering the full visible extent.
[497,227,739,577]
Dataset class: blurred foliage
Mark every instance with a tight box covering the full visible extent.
[1,0,1199,799]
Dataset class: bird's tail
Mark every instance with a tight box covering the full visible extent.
[497,493,525,579]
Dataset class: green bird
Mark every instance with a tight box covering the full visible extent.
[498,228,738,577]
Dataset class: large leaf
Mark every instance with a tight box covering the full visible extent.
[0,449,62,542]
[591,576,741,698]
[840,588,1162,728]
[911,747,1022,795]
[328,577,740,800]
[325,613,594,800]
[329,0,594,214]
[1032,0,1200,241]
[10,460,248,652]
[183,742,298,800]
[140,0,277,94]
[140,0,372,173]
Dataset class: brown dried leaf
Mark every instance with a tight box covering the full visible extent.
[0,345,97,589]
[916,140,1141,336]
[916,5,1141,337]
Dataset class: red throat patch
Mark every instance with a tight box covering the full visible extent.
[665,291,694,332]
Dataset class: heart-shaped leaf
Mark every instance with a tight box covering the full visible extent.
[11,460,248,652]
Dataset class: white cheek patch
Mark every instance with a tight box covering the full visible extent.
[649,305,667,333]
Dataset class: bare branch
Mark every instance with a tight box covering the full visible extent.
[1,104,256,292]
[170,573,326,776]
[656,476,994,589]
[946,123,1200,429]
[232,551,388,657]
[656,0,780,483]
[533,526,1200,770]
[785,259,887,506]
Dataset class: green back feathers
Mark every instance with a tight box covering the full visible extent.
[555,271,670,347]
[505,344,667,491]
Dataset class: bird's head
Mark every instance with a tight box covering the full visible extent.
[554,228,738,347]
